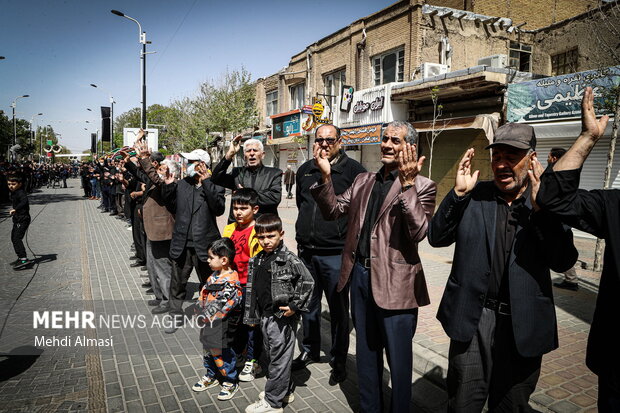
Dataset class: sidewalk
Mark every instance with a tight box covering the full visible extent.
[0,182,601,412]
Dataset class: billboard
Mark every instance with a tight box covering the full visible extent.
[341,123,383,145]
[507,66,620,123]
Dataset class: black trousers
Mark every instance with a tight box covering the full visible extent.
[11,218,30,259]
[131,203,147,263]
[447,308,542,413]
[170,247,211,315]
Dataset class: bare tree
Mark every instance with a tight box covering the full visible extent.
[425,86,450,180]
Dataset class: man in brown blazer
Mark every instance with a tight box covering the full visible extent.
[311,120,436,413]
[128,138,178,316]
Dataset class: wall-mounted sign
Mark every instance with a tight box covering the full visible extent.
[352,96,385,114]
[507,66,620,122]
[341,123,383,145]
[340,85,354,112]
[302,97,332,131]
[272,111,302,139]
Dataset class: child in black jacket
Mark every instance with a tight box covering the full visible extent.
[8,174,32,269]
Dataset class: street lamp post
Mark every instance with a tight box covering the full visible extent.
[90,83,116,149]
[111,9,147,129]
[30,112,43,145]
[11,95,30,159]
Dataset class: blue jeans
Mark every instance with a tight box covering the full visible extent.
[90,178,99,198]
[204,347,237,383]
[350,262,418,413]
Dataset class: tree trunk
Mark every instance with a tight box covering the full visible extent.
[593,87,620,271]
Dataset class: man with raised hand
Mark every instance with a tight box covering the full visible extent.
[537,87,618,411]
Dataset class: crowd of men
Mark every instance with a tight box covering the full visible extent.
[2,87,618,412]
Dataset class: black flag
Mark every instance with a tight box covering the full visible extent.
[101,106,111,142]
[91,133,97,153]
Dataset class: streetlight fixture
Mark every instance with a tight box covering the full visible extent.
[111,9,148,129]
[90,83,116,149]
[0,56,5,60]
[30,112,43,145]
[10,94,29,160]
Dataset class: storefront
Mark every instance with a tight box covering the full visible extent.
[508,66,619,191]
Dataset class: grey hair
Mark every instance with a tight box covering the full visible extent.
[243,138,264,152]
[161,159,179,178]
[387,120,418,144]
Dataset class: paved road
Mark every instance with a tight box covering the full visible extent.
[0,181,601,412]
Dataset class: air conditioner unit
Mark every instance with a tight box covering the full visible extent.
[477,54,508,68]
[420,63,448,78]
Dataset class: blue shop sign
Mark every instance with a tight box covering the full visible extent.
[272,111,302,139]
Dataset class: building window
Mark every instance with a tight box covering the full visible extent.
[323,69,346,110]
[290,83,305,110]
[266,90,278,117]
[509,41,532,72]
[373,48,405,86]
[551,48,578,76]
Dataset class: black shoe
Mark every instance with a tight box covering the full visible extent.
[9,259,21,267]
[151,305,170,314]
[129,262,145,268]
[129,256,140,261]
[145,288,155,295]
[291,352,320,371]
[329,367,347,384]
[554,280,579,291]
[142,281,152,288]
[13,259,33,270]
[109,212,118,216]
[140,266,147,271]
[147,299,161,306]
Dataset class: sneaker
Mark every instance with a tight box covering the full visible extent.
[9,259,21,267]
[554,280,579,291]
[192,375,218,392]
[217,382,239,401]
[239,360,261,382]
[245,398,283,413]
[13,259,32,269]
[259,391,294,404]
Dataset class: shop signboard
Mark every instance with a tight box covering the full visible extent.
[272,111,302,139]
[507,66,620,122]
[341,123,383,145]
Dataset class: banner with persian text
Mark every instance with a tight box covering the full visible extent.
[507,66,620,122]
[341,123,383,145]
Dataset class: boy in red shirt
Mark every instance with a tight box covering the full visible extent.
[222,188,263,381]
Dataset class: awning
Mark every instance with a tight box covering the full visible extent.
[412,113,499,145]
[266,136,307,146]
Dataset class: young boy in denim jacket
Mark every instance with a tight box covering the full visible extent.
[244,214,314,413]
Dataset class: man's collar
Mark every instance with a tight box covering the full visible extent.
[375,166,398,182]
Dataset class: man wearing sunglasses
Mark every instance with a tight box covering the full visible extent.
[292,124,365,383]
[311,121,436,412]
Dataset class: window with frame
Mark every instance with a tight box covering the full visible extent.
[551,48,578,76]
[373,48,405,86]
[266,90,278,117]
[509,41,532,72]
[290,83,305,110]
[323,69,346,110]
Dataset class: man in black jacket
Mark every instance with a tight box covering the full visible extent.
[292,124,365,382]
[162,149,226,333]
[211,136,282,222]
[428,123,578,412]
[537,87,618,412]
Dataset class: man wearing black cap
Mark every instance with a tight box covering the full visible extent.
[428,123,578,412]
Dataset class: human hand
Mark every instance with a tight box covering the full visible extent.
[278,306,295,317]
[226,135,243,160]
[118,150,130,161]
[581,86,609,142]
[313,142,332,182]
[454,148,479,197]
[133,139,150,158]
[398,143,425,187]
[527,155,544,211]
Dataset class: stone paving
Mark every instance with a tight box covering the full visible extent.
[0,181,602,412]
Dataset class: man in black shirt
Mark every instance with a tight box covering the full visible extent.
[8,174,32,268]
[429,123,578,412]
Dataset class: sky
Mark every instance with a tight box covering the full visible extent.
[0,0,396,153]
